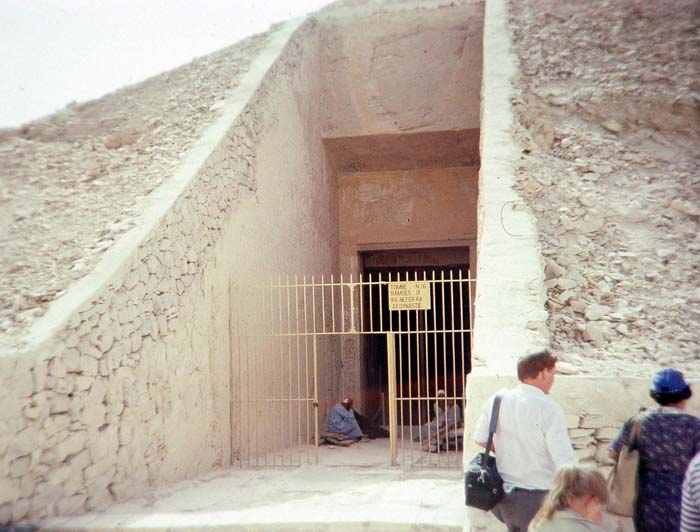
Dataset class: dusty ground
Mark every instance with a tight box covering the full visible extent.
[509,0,700,376]
[0,31,268,352]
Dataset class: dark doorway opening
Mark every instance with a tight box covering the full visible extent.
[360,247,472,426]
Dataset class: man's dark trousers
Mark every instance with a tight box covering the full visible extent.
[491,488,548,532]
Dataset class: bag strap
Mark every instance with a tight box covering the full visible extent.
[627,415,643,450]
[483,393,503,459]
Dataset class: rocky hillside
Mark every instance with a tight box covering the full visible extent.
[0,32,268,352]
[509,0,700,376]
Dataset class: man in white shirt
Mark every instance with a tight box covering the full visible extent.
[474,350,577,531]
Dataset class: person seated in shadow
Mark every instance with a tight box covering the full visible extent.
[415,389,462,451]
[327,398,364,440]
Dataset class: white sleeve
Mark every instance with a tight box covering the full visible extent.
[544,403,578,467]
[474,396,493,443]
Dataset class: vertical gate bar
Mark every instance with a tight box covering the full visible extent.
[440,270,448,462]
[286,276,293,464]
[388,272,392,334]
[261,285,269,466]
[430,269,439,464]
[244,319,251,467]
[420,270,429,453]
[330,274,336,333]
[254,301,260,466]
[321,274,327,334]
[349,273,355,332]
[395,273,405,462]
[303,275,310,464]
[408,271,416,461]
[386,333,398,466]
[450,271,459,460]
[368,273,374,333]
[359,273,364,333]
[295,276,302,459]
[460,270,468,457]
[235,284,243,467]
[313,333,319,465]
[269,281,278,466]
[340,273,345,333]
[378,272,384,332]
[228,279,234,466]
[277,276,285,465]
[311,276,319,465]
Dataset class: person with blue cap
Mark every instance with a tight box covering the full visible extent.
[609,368,700,532]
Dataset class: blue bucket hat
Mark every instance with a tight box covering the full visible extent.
[652,368,690,395]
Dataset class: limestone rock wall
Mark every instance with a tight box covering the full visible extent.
[0,20,339,523]
[319,0,484,137]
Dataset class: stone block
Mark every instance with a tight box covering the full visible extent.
[575,445,596,461]
[46,464,72,486]
[63,348,82,372]
[19,475,36,499]
[11,497,30,522]
[571,436,594,448]
[8,456,31,478]
[79,356,99,376]
[53,374,75,395]
[595,427,620,441]
[568,428,594,439]
[44,413,71,436]
[83,403,107,429]
[49,358,68,378]
[88,425,118,462]
[56,494,87,516]
[0,478,18,505]
[130,333,142,353]
[0,504,11,525]
[84,464,116,492]
[32,359,48,393]
[11,426,40,455]
[65,332,80,348]
[55,431,87,462]
[75,375,93,392]
[580,413,605,429]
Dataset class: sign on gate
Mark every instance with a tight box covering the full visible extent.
[388,281,431,311]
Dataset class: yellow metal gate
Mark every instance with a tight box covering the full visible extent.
[230,270,474,468]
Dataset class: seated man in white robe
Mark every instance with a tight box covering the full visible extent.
[417,389,462,451]
[327,398,363,440]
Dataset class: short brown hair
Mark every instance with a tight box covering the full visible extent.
[517,350,557,380]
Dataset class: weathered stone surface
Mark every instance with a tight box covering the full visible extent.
[585,304,611,321]
[580,414,605,429]
[55,494,87,516]
[55,431,87,462]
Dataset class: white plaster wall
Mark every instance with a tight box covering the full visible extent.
[0,19,341,524]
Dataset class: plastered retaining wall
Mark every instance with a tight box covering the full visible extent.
[0,18,342,524]
[466,0,699,528]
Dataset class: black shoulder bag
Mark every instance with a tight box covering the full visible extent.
[465,393,505,510]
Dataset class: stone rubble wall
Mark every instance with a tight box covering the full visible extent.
[0,19,340,524]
